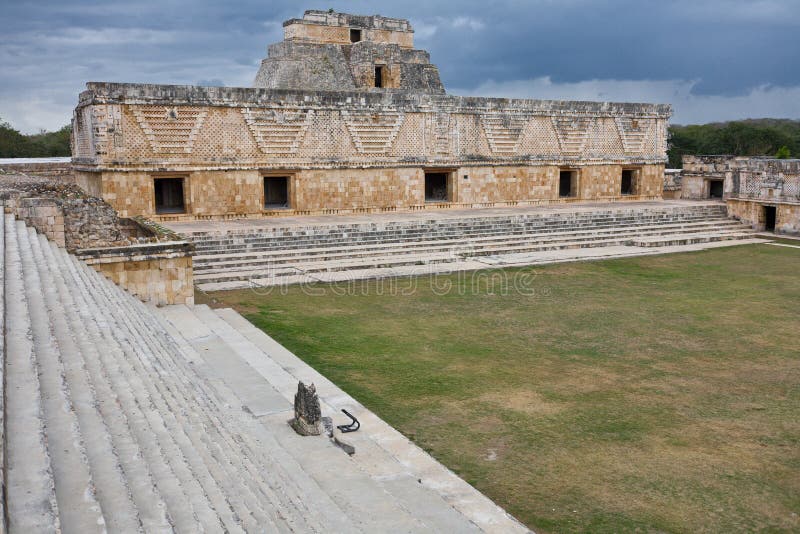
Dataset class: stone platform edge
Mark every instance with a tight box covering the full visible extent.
[215,307,531,533]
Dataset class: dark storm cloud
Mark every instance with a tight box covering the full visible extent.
[1,0,799,131]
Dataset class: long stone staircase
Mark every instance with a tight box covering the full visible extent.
[183,203,757,291]
[1,212,527,533]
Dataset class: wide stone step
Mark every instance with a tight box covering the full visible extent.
[19,226,120,534]
[192,227,753,283]
[192,218,735,256]
[631,231,755,247]
[183,205,729,241]
[191,213,733,246]
[190,212,728,248]
[32,233,173,532]
[187,208,727,240]
[3,216,60,533]
[192,220,746,268]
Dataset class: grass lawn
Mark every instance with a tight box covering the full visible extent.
[200,243,800,533]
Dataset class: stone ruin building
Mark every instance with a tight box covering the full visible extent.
[71,9,672,221]
[680,155,800,234]
[1,10,789,533]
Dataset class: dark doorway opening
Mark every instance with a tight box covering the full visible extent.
[764,205,777,232]
[264,176,289,208]
[425,172,449,202]
[621,169,635,195]
[350,29,362,43]
[559,170,576,198]
[154,177,185,214]
[709,180,724,199]
[374,66,384,88]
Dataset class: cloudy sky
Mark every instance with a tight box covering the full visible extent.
[2,0,799,133]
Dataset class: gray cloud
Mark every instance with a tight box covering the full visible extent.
[1,0,799,132]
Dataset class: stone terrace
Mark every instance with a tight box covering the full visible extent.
[1,212,527,532]
[164,201,761,292]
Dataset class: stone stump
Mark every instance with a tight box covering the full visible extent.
[289,381,322,436]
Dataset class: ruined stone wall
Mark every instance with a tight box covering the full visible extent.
[682,155,800,202]
[663,169,682,199]
[12,198,66,247]
[727,198,800,235]
[78,242,194,306]
[681,155,800,234]
[282,10,415,48]
[0,160,74,180]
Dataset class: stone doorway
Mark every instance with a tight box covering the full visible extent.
[264,176,289,208]
[709,180,724,199]
[154,177,186,214]
[425,172,450,202]
[621,170,634,195]
[764,205,777,232]
[559,170,577,198]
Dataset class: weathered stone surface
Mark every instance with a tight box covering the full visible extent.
[254,10,441,93]
[289,382,322,436]
[70,9,671,221]
[680,155,800,234]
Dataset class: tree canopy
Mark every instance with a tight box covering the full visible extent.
[668,119,800,168]
[0,118,71,158]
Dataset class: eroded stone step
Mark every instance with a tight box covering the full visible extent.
[192,221,748,268]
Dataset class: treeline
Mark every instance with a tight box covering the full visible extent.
[668,119,799,168]
[0,118,71,158]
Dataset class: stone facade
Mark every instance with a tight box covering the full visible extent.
[254,10,441,93]
[681,155,800,234]
[71,10,671,221]
[663,169,682,199]
[77,242,194,306]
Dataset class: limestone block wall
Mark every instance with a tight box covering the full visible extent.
[293,168,424,210]
[456,166,557,204]
[682,155,800,202]
[13,198,66,247]
[77,242,194,306]
[283,10,414,49]
[663,169,682,199]
[72,83,670,219]
[726,199,800,235]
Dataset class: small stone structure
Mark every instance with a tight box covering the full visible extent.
[1,174,195,304]
[290,382,322,436]
[662,169,683,199]
[71,9,671,221]
[681,155,800,234]
[77,241,194,306]
[254,11,444,93]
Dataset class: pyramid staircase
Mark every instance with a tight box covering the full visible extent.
[0,212,526,533]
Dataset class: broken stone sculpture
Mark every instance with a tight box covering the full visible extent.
[289,381,322,436]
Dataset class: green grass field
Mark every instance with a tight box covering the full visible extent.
[201,243,800,533]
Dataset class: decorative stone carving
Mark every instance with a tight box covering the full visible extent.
[289,382,322,436]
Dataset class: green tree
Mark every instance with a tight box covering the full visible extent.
[776,145,791,159]
[668,119,800,168]
[0,117,72,158]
